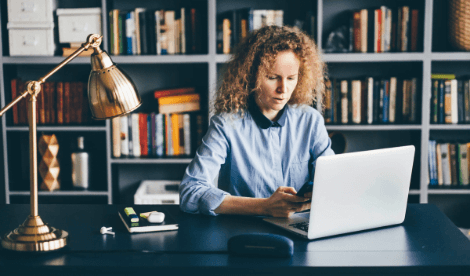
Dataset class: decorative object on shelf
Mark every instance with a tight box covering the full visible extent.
[449,0,470,51]
[57,8,102,57]
[71,136,89,190]
[38,133,60,191]
[0,34,142,252]
[323,25,349,53]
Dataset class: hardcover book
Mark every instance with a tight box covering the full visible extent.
[118,209,178,233]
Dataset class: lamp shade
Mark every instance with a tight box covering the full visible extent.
[88,50,142,119]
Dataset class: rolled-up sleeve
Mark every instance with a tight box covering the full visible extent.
[179,115,230,216]
[310,110,335,178]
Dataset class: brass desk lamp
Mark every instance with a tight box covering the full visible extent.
[0,34,142,252]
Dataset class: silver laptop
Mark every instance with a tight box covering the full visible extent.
[263,145,415,240]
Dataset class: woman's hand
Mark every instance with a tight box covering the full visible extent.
[262,186,311,217]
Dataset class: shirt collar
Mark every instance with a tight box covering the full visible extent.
[248,94,288,129]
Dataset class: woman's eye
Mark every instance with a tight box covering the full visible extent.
[268,76,277,80]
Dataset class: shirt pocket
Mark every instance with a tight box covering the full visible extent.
[289,159,310,189]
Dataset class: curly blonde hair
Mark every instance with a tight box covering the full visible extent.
[213,25,326,115]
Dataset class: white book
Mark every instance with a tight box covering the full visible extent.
[175,19,181,54]
[131,113,141,157]
[120,115,129,156]
[351,80,361,124]
[367,77,374,124]
[380,6,386,53]
[459,143,469,185]
[266,10,275,26]
[385,8,392,52]
[183,114,191,156]
[112,117,121,158]
[165,10,176,55]
[440,143,451,186]
[155,10,162,55]
[253,10,267,30]
[436,143,443,186]
[341,80,349,124]
[275,10,283,27]
[450,79,458,124]
[389,77,397,123]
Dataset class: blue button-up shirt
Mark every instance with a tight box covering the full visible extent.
[179,98,335,216]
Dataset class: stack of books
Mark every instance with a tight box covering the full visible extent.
[323,76,419,125]
[430,74,470,124]
[109,4,205,56]
[428,140,470,188]
[348,5,419,53]
[10,79,91,125]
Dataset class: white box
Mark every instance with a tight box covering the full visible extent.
[134,180,180,205]
[8,22,55,56]
[8,0,57,23]
[56,8,101,43]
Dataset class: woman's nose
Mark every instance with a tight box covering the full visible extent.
[277,79,287,93]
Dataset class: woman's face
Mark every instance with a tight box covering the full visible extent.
[255,50,300,121]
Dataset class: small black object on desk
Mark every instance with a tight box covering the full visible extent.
[228,233,294,258]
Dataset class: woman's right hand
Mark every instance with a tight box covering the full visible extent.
[262,186,311,217]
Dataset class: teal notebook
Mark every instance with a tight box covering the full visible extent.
[118,209,178,233]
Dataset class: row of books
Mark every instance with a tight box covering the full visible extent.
[11,79,90,126]
[349,6,419,53]
[428,140,470,187]
[111,112,204,158]
[217,9,283,54]
[109,5,204,56]
[323,77,419,125]
[430,74,470,124]
[154,87,201,114]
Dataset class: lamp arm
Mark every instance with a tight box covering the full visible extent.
[0,34,103,117]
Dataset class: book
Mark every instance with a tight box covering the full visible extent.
[159,101,200,114]
[340,80,348,124]
[183,113,191,155]
[56,82,64,124]
[118,208,178,233]
[351,80,361,124]
[156,113,164,157]
[459,143,469,186]
[131,113,141,157]
[154,87,196,99]
[440,143,451,186]
[436,142,443,186]
[449,143,458,186]
[64,82,71,124]
[139,113,148,156]
[120,115,129,156]
[112,117,121,158]
[171,114,180,155]
[450,79,458,124]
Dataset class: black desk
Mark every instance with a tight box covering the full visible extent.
[0,204,470,275]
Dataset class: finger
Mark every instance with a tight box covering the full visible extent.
[278,186,297,195]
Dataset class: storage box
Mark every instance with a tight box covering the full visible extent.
[56,8,101,43]
[7,0,57,23]
[7,22,55,56]
[134,180,180,205]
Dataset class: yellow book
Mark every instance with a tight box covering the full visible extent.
[159,101,200,114]
[431,73,456,79]
[171,114,180,155]
[158,93,200,105]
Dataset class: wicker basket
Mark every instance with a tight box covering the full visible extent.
[449,0,470,51]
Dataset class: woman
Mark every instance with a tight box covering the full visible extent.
[179,25,334,217]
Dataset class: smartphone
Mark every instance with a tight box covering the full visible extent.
[296,181,313,197]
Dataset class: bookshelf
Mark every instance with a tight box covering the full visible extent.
[0,0,469,226]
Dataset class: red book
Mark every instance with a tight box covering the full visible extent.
[56,82,64,124]
[10,79,19,125]
[154,87,195,99]
[64,82,71,124]
[70,82,78,123]
[139,113,148,156]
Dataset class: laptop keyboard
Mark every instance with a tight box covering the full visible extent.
[289,221,309,232]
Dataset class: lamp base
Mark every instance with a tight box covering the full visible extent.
[1,215,68,252]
